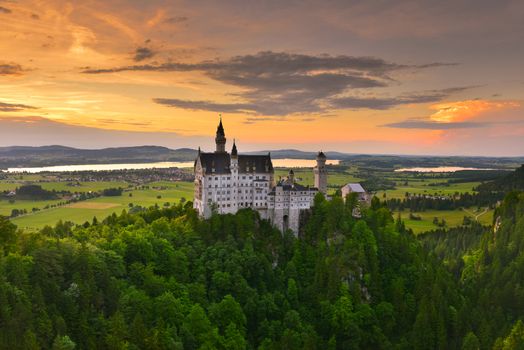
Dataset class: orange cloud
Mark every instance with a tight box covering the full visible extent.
[429,100,520,123]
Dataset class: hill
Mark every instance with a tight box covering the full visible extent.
[1,182,524,348]
[476,164,524,192]
[1,145,523,170]
[0,145,198,168]
[0,195,465,349]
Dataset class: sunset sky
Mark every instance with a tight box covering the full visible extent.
[1,0,523,156]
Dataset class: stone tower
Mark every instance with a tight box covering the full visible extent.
[215,116,226,153]
[314,151,327,195]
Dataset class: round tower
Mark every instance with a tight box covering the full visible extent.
[288,169,295,184]
[314,151,328,195]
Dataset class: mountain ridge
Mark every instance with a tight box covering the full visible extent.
[1,145,523,169]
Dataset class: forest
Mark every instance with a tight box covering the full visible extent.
[0,185,524,348]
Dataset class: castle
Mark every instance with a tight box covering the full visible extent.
[193,117,327,235]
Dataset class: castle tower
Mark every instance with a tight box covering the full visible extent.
[314,151,327,195]
[288,169,295,185]
[215,115,226,153]
[230,139,239,211]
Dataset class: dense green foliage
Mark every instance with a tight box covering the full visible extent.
[14,184,58,200]
[476,165,524,193]
[102,187,124,196]
[0,194,466,349]
[419,191,524,349]
[2,172,524,349]
[385,192,502,212]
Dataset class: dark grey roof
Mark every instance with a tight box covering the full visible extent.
[197,152,231,174]
[196,152,273,174]
[269,180,318,193]
[238,154,273,173]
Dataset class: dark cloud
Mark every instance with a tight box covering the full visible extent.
[133,47,156,62]
[164,16,188,24]
[0,63,23,76]
[31,13,40,20]
[415,62,460,69]
[85,51,457,115]
[0,102,37,112]
[0,6,11,14]
[243,116,318,124]
[243,116,288,124]
[153,98,256,114]
[329,86,475,110]
[382,118,487,130]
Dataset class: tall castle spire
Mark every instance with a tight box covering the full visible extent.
[231,138,238,157]
[215,114,226,153]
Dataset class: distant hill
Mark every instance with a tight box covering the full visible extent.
[0,146,198,168]
[476,164,524,192]
[1,145,523,170]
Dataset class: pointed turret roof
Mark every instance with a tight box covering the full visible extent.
[216,115,225,136]
[231,139,238,156]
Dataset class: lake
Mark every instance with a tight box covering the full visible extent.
[395,166,495,173]
[3,158,340,173]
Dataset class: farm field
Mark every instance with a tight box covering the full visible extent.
[0,197,64,217]
[376,181,481,199]
[10,181,193,231]
[396,207,494,234]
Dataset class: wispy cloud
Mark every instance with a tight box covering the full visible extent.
[382,99,522,130]
[429,100,520,123]
[83,51,457,116]
[0,116,204,148]
[329,87,474,110]
[0,101,38,112]
[382,118,487,129]
[133,47,155,62]
[0,63,24,76]
[153,98,256,114]
[164,16,188,24]
[0,6,12,14]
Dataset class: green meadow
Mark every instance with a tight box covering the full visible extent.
[376,181,481,199]
[395,207,494,234]
[9,181,193,231]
